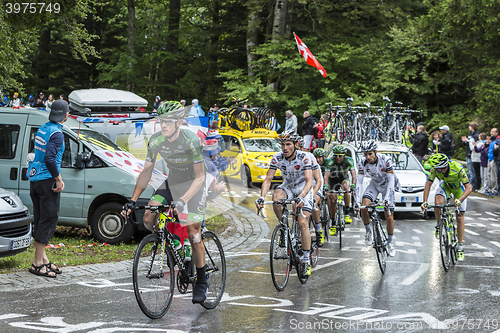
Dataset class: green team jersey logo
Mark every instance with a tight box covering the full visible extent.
[327,156,355,179]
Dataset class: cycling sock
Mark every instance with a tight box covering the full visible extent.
[303,250,310,262]
[315,223,322,232]
[344,207,349,215]
[457,243,463,251]
[388,234,393,243]
[365,224,371,232]
[196,265,207,284]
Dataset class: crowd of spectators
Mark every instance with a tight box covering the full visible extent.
[1,90,67,110]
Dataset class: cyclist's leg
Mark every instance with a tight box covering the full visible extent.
[145,181,173,232]
[434,183,448,224]
[341,180,352,223]
[327,192,337,218]
[312,194,321,224]
[272,186,289,219]
[312,193,323,245]
[299,190,314,255]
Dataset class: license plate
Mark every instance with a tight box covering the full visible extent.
[402,196,418,203]
[11,235,32,250]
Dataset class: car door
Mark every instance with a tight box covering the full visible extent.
[220,135,242,178]
[0,115,28,193]
[18,126,85,219]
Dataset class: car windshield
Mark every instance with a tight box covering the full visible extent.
[242,138,281,152]
[356,151,421,170]
[75,129,126,152]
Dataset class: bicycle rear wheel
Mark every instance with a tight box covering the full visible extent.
[201,230,226,309]
[321,200,329,242]
[337,206,344,249]
[374,222,386,274]
[439,219,451,271]
[270,224,291,291]
[133,233,175,319]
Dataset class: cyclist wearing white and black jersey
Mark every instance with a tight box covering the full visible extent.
[356,140,400,257]
[256,130,314,278]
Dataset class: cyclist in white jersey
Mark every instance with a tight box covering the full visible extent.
[356,140,400,257]
[256,130,314,278]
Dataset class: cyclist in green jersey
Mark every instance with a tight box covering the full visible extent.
[422,153,472,261]
[324,145,356,235]
[312,148,328,247]
[122,102,209,303]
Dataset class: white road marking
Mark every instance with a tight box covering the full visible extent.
[468,196,487,200]
[396,249,417,254]
[395,240,422,247]
[413,229,423,234]
[491,223,500,228]
[465,222,486,227]
[486,212,499,217]
[238,258,351,275]
[412,236,420,241]
[470,243,487,249]
[464,229,479,235]
[0,314,28,320]
[401,263,429,285]
[490,241,500,248]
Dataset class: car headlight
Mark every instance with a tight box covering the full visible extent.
[255,162,269,169]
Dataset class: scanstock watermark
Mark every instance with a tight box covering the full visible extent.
[290,318,424,330]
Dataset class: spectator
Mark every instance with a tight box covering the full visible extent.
[188,99,205,117]
[10,92,21,107]
[152,96,161,113]
[180,99,186,106]
[461,121,480,189]
[284,110,298,134]
[412,122,429,164]
[243,103,250,109]
[0,90,9,106]
[486,128,500,195]
[27,100,69,278]
[474,133,489,193]
[27,94,36,107]
[469,131,482,191]
[438,125,455,159]
[34,92,46,108]
[301,111,316,152]
[493,129,500,196]
[430,130,442,154]
[45,94,55,111]
[315,114,327,149]
[206,127,225,152]
[59,94,66,101]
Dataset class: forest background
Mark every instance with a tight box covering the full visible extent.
[2,0,500,159]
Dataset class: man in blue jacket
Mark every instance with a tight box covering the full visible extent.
[28,100,69,278]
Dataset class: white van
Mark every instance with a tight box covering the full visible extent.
[0,106,165,244]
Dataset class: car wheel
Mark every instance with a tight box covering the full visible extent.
[242,165,251,188]
[90,202,134,244]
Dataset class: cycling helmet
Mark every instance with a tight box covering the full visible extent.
[313,148,325,157]
[332,145,347,155]
[157,101,187,120]
[427,153,449,169]
[278,130,300,143]
[360,140,378,153]
[297,138,304,147]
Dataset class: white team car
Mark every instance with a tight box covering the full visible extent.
[326,142,438,212]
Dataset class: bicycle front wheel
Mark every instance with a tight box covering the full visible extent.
[133,233,175,319]
[337,206,344,249]
[439,220,451,271]
[374,223,386,274]
[450,223,458,265]
[201,230,226,309]
[321,200,329,242]
[308,217,319,268]
[270,224,291,291]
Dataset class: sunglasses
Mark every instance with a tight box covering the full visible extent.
[160,119,176,124]
[435,167,446,173]
[334,154,345,157]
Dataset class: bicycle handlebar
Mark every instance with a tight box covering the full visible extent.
[425,203,462,217]
[358,201,392,216]
[256,200,306,219]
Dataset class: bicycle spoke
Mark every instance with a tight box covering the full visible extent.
[201,231,226,309]
[270,225,291,291]
[439,220,451,271]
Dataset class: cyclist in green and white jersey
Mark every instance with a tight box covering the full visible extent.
[324,145,356,235]
[422,153,472,261]
[122,102,209,303]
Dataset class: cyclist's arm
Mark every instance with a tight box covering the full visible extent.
[458,182,472,203]
[324,170,330,187]
[384,170,395,202]
[356,172,364,205]
[260,168,276,199]
[312,168,322,194]
[131,160,155,201]
[422,179,433,203]
[349,169,356,187]
[179,162,205,203]
[299,169,313,198]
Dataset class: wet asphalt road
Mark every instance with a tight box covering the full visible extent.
[2,186,500,333]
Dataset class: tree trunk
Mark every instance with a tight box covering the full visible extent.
[166,0,181,97]
[127,0,136,92]
[247,0,260,76]
[272,0,288,41]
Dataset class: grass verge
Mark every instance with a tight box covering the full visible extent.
[0,211,228,274]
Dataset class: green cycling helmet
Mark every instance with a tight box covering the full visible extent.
[332,145,347,155]
[427,153,449,169]
[157,101,187,120]
[313,148,325,157]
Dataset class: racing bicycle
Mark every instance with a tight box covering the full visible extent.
[130,204,226,319]
[259,199,317,291]
[358,202,390,274]
[425,202,459,272]
[330,189,353,249]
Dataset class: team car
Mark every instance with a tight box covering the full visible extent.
[326,142,438,212]
[219,128,282,187]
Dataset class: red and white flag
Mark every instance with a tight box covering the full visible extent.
[293,32,327,78]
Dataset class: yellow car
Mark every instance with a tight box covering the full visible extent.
[219,128,282,187]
